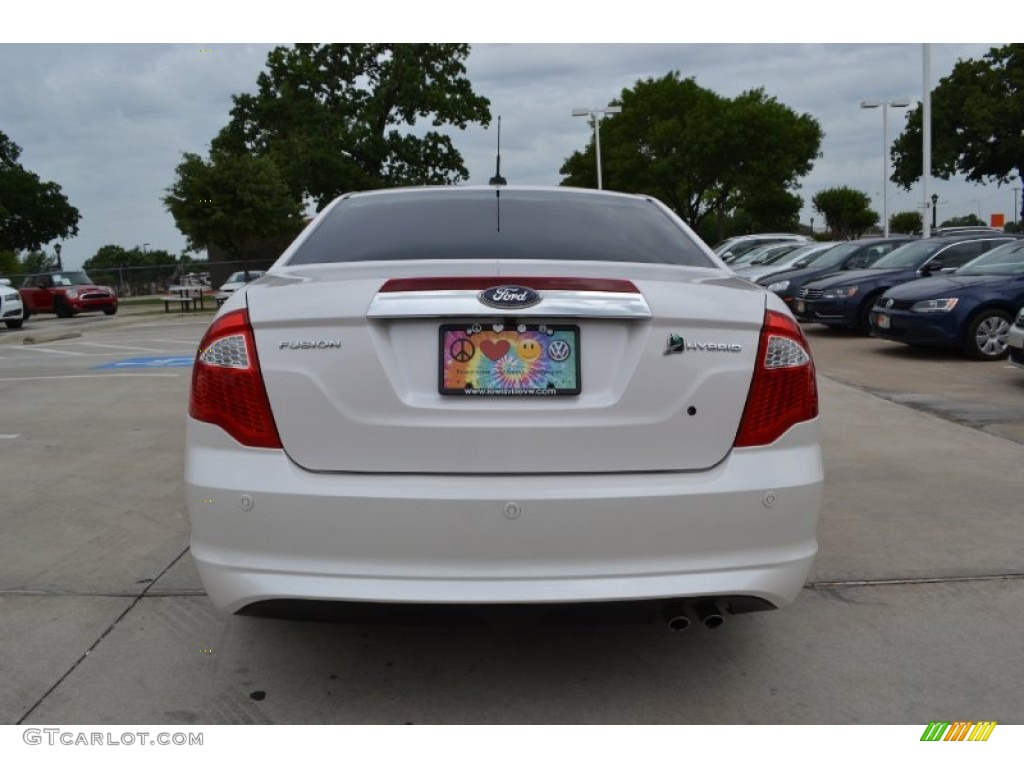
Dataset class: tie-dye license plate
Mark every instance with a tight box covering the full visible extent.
[440,323,581,396]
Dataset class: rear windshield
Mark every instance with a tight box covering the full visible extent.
[287,189,714,267]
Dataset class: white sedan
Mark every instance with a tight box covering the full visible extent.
[1,278,24,329]
[1008,306,1024,370]
[215,270,266,305]
[185,186,823,631]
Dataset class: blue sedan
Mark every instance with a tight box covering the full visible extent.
[870,240,1024,360]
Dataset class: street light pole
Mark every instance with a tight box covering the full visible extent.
[923,44,932,238]
[572,105,622,190]
[860,99,911,238]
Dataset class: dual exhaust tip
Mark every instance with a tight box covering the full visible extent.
[663,601,726,633]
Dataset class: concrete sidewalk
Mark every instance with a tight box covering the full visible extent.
[1,361,1022,723]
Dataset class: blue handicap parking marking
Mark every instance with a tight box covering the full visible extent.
[94,356,194,370]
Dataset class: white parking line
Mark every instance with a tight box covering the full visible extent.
[0,434,19,439]
[101,337,197,346]
[126,320,211,330]
[79,342,169,353]
[16,347,85,356]
[0,373,181,382]
[6,349,132,358]
[145,338,201,346]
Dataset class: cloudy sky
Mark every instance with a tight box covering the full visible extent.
[2,11,1015,271]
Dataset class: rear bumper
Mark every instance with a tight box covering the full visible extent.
[186,418,823,614]
[869,308,959,347]
[794,298,856,327]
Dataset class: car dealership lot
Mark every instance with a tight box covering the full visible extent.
[1,313,1023,724]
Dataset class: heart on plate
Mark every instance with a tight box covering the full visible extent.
[480,339,511,360]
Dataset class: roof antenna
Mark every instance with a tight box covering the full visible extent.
[489,116,507,186]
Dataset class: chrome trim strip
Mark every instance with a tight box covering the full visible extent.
[366,290,652,319]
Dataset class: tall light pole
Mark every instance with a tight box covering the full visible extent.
[923,44,932,238]
[860,99,911,238]
[571,105,622,190]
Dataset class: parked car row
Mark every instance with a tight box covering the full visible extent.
[713,233,811,263]
[744,232,1024,362]
[870,239,1024,360]
[759,237,915,310]
[733,241,840,283]
[793,234,1017,333]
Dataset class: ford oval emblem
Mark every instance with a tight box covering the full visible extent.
[478,285,542,310]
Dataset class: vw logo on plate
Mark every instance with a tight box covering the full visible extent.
[478,285,542,310]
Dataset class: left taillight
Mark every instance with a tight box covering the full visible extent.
[189,308,282,449]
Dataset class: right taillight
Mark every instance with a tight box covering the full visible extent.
[189,308,282,449]
[734,309,818,447]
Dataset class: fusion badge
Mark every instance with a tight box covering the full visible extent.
[278,340,342,350]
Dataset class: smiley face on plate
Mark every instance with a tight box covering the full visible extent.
[517,338,543,362]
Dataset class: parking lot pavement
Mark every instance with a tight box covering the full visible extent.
[803,325,1024,444]
[17,579,1024,725]
[812,378,1024,583]
[2,314,1023,724]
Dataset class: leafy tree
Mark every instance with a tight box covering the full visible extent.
[812,187,879,239]
[889,210,923,234]
[939,214,986,227]
[733,186,804,234]
[177,252,208,269]
[0,249,18,275]
[20,250,56,274]
[211,44,491,209]
[891,45,1024,219]
[0,130,81,253]
[559,73,822,241]
[164,150,304,259]
[82,244,178,293]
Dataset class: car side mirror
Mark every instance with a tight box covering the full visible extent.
[792,260,808,269]
[922,261,943,274]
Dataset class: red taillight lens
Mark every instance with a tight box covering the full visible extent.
[734,309,818,448]
[378,277,639,293]
[189,309,282,449]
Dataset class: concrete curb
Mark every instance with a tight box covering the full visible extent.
[22,330,83,345]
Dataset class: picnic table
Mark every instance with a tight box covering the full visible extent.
[161,285,207,312]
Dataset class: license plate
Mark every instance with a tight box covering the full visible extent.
[795,300,805,313]
[876,313,890,329]
[440,323,580,396]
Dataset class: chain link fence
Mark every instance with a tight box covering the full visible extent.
[1,259,278,298]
